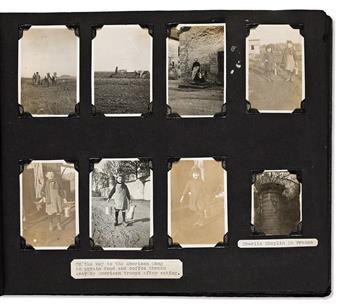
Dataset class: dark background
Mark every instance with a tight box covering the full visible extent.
[0,10,332,296]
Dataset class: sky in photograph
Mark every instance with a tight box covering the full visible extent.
[20,26,78,78]
[93,25,151,72]
[248,24,303,45]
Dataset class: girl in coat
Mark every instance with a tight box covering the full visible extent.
[180,166,206,226]
[263,45,276,82]
[107,174,131,226]
[281,40,297,82]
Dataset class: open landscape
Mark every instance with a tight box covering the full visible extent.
[21,77,76,115]
[94,73,150,114]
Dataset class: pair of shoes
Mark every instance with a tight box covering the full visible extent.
[114,221,119,226]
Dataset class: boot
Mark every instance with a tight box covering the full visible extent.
[114,210,119,226]
[122,211,128,227]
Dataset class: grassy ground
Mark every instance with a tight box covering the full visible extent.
[248,59,303,111]
[168,80,224,116]
[91,198,151,249]
[94,77,150,114]
[21,78,76,115]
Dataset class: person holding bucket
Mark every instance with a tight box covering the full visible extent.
[107,174,131,227]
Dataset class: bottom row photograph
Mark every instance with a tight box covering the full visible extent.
[19,158,302,250]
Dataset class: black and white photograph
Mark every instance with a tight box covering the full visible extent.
[246,24,305,112]
[19,26,79,116]
[167,24,225,117]
[92,25,152,116]
[252,170,302,236]
[20,160,79,249]
[168,158,227,247]
[90,158,152,249]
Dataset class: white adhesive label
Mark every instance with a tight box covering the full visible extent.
[238,238,318,248]
[71,259,183,279]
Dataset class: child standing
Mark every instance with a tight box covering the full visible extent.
[108,174,131,226]
[263,45,275,82]
[180,166,206,226]
[43,171,65,231]
[281,40,297,82]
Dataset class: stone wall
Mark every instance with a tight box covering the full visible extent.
[168,38,180,80]
[178,26,224,83]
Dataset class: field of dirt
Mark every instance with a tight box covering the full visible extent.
[91,198,151,249]
[94,77,150,114]
[22,210,77,248]
[171,198,225,245]
[168,80,224,116]
[21,78,76,115]
[248,59,303,111]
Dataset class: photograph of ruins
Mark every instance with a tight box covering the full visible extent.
[252,170,302,236]
[167,24,225,116]
[19,26,79,116]
[246,25,304,112]
[93,25,151,115]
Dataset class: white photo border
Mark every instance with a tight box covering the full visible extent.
[91,25,153,117]
[89,157,154,250]
[166,23,226,118]
[167,157,228,248]
[19,159,79,250]
[18,25,80,117]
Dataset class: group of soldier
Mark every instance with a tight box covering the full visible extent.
[32,72,58,87]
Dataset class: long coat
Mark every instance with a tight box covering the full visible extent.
[44,179,64,215]
[181,178,207,211]
[108,183,130,211]
[263,52,275,71]
[281,47,297,71]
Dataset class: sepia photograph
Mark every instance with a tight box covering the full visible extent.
[168,158,227,247]
[90,158,152,249]
[246,24,305,112]
[252,170,302,236]
[19,26,79,116]
[92,25,152,116]
[20,160,78,249]
[167,24,225,117]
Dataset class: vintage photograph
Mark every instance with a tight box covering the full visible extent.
[252,170,302,236]
[167,24,225,117]
[246,24,305,112]
[19,26,79,116]
[90,159,152,249]
[20,160,78,249]
[168,158,227,247]
[93,25,152,115]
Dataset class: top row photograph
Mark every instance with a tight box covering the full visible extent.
[18,23,305,117]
